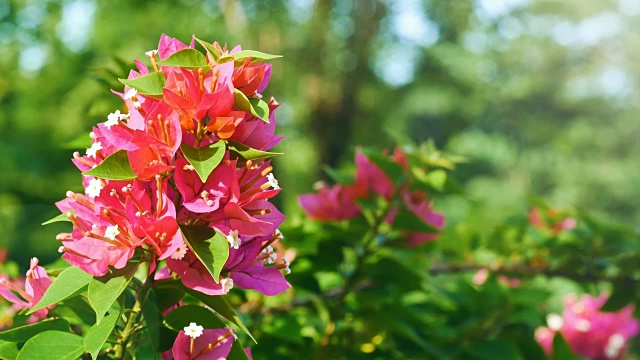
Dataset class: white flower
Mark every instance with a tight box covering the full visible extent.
[283,256,291,275]
[226,230,241,250]
[145,49,158,58]
[221,278,234,293]
[266,173,280,190]
[261,245,277,264]
[124,88,138,100]
[605,334,626,358]
[104,225,120,240]
[183,322,204,339]
[105,110,128,128]
[274,229,284,240]
[86,142,103,158]
[85,178,104,198]
[171,243,188,260]
[546,313,564,331]
[574,318,591,332]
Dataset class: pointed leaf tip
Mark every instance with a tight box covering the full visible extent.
[181,141,226,183]
[83,150,136,181]
[118,71,166,97]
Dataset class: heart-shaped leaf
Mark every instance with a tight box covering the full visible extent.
[119,71,166,97]
[83,150,136,181]
[158,48,210,71]
[181,141,226,182]
[180,226,229,283]
[87,263,138,324]
[233,89,270,123]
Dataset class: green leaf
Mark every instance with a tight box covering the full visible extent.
[153,285,185,313]
[140,287,168,353]
[88,264,138,324]
[181,141,226,182]
[184,289,256,343]
[193,36,221,61]
[233,50,282,65]
[16,331,85,360]
[50,296,96,326]
[0,340,18,360]
[411,167,447,192]
[602,279,636,312]
[29,267,93,314]
[233,89,270,123]
[225,140,282,161]
[0,318,70,342]
[83,312,119,360]
[360,148,405,183]
[42,210,75,225]
[392,208,438,233]
[83,150,136,180]
[466,339,523,360]
[180,225,229,284]
[324,165,355,185]
[164,304,226,332]
[158,48,210,71]
[552,333,580,360]
[118,71,166,97]
[227,338,251,360]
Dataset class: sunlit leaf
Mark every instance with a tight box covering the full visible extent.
[233,89,270,123]
[29,267,92,314]
[180,225,229,283]
[181,141,226,182]
[225,140,282,161]
[118,71,166,97]
[83,150,136,181]
[16,331,84,360]
[83,312,119,360]
[158,48,210,71]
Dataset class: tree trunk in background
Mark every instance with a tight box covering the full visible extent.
[307,0,386,172]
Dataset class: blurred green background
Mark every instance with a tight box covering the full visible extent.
[0,0,638,267]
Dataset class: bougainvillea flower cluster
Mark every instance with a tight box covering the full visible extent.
[299,148,444,246]
[535,294,639,359]
[54,34,290,297]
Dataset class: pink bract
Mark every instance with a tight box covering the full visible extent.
[535,294,640,359]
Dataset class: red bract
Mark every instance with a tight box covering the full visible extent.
[535,294,640,359]
[54,34,290,295]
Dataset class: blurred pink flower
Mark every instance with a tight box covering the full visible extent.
[535,294,639,359]
[298,184,361,222]
[0,258,53,322]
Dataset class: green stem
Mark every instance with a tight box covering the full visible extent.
[319,188,403,358]
[113,264,155,360]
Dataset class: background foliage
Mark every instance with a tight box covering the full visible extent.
[0,0,639,358]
